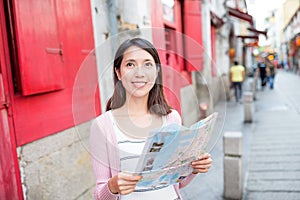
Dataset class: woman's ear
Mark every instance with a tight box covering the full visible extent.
[115,67,121,80]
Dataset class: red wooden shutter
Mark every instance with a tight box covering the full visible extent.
[183,0,203,72]
[11,0,100,145]
[13,0,65,96]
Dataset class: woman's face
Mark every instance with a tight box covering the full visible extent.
[115,46,158,100]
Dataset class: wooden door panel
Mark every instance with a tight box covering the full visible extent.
[13,0,65,96]
[0,74,20,199]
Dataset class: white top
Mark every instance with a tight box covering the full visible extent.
[109,111,179,200]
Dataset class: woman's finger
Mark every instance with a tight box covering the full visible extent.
[119,188,136,195]
[118,173,143,182]
[191,158,213,166]
[199,153,211,159]
[117,179,140,187]
[119,185,137,192]
[192,164,211,170]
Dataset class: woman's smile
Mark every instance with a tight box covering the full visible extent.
[132,81,147,88]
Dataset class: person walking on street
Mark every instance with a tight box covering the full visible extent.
[257,57,267,90]
[230,61,245,103]
[266,59,277,89]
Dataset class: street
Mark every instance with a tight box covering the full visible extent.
[1,0,299,198]
[181,70,300,200]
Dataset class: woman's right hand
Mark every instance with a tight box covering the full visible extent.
[108,172,143,195]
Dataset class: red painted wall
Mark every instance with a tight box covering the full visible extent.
[10,0,100,146]
[151,0,192,114]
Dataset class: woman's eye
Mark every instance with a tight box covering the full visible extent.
[145,62,154,68]
[126,63,135,68]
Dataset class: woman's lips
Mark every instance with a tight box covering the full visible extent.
[132,81,147,88]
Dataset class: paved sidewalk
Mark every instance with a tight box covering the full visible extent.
[181,77,254,199]
[244,71,300,200]
[181,70,300,200]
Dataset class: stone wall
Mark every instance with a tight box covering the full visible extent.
[18,121,94,200]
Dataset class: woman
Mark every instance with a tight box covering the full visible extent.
[90,38,212,200]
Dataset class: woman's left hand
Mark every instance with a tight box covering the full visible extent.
[191,153,212,174]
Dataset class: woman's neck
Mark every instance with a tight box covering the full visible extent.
[111,95,163,137]
[124,96,149,116]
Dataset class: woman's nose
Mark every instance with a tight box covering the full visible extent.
[134,65,145,77]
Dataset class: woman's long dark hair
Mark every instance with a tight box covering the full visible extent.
[106,38,171,116]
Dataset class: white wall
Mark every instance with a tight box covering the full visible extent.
[91,0,152,112]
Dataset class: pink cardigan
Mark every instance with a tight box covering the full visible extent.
[90,110,197,200]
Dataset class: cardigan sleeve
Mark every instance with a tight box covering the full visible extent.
[90,118,120,200]
[178,173,197,189]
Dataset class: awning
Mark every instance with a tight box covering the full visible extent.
[227,7,253,25]
[236,28,267,42]
[247,27,268,37]
[237,35,258,40]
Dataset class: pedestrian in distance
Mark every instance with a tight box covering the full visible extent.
[230,60,246,103]
[265,58,277,89]
[256,57,267,90]
[90,38,212,200]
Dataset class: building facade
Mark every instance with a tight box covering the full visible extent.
[283,4,300,73]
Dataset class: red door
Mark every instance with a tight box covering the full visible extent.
[0,1,23,198]
[0,74,21,199]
